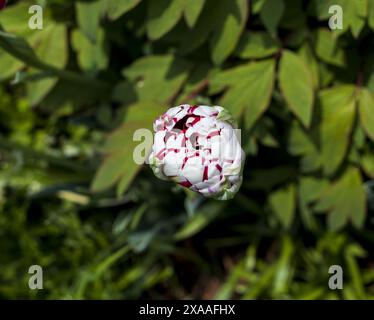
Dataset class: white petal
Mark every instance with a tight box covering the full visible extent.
[165,133,183,149]
[181,157,204,184]
[163,151,183,177]
[194,105,218,117]
[153,131,167,154]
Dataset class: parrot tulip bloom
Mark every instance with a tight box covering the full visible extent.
[148,105,245,200]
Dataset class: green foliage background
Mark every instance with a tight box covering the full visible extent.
[0,0,374,299]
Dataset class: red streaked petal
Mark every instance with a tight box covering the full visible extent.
[203,166,208,181]
[188,105,198,113]
[207,130,221,139]
[179,180,192,188]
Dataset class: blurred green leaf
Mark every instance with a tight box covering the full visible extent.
[319,85,356,176]
[279,50,314,128]
[260,0,284,37]
[210,59,275,129]
[298,43,320,89]
[174,202,225,240]
[72,29,108,73]
[183,0,205,28]
[92,101,164,193]
[0,28,108,90]
[0,50,23,81]
[369,0,374,30]
[123,54,191,104]
[246,166,295,191]
[147,0,184,40]
[358,88,374,142]
[107,0,142,21]
[299,176,327,230]
[361,150,374,179]
[76,0,103,42]
[0,1,34,36]
[310,0,366,38]
[252,0,267,14]
[269,184,296,229]
[288,121,321,173]
[27,23,67,105]
[91,146,139,193]
[315,29,346,67]
[345,244,367,299]
[272,236,293,296]
[350,0,367,38]
[178,0,219,53]
[299,176,328,204]
[210,0,248,65]
[236,31,279,59]
[315,167,366,231]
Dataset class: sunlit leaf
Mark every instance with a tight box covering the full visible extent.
[319,85,356,176]
[358,88,374,142]
[210,0,248,65]
[107,0,142,20]
[315,167,366,231]
[147,0,184,40]
[183,0,205,28]
[279,50,314,127]
[210,59,275,129]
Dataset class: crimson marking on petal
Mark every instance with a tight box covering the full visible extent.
[216,164,222,172]
[182,157,189,169]
[188,105,198,113]
[158,147,182,160]
[182,152,202,169]
[224,159,234,164]
[181,136,187,147]
[156,153,166,160]
[203,166,208,181]
[179,180,192,188]
[188,115,202,127]
[165,131,177,142]
[156,148,166,158]
[166,148,179,153]
[207,130,220,139]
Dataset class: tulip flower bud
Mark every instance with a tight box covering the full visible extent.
[148,105,245,200]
